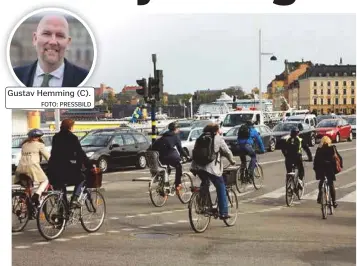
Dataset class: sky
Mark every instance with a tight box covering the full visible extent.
[72,14,355,94]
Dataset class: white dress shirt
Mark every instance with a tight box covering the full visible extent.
[32,62,65,87]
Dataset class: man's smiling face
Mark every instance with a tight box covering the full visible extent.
[33,15,71,67]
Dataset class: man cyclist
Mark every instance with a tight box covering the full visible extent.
[281,127,313,189]
[152,122,190,193]
[237,120,265,179]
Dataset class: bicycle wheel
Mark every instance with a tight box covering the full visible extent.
[252,164,264,190]
[235,167,248,193]
[81,189,106,233]
[223,188,239,227]
[328,187,334,215]
[177,172,193,204]
[285,176,294,207]
[321,185,328,219]
[37,193,66,240]
[188,192,211,233]
[297,178,305,200]
[12,191,30,232]
[149,175,168,207]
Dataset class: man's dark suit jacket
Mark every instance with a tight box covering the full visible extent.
[13,58,89,87]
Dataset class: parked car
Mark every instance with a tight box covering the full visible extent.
[190,119,213,129]
[285,114,318,127]
[12,135,53,172]
[80,128,150,172]
[316,114,339,123]
[315,118,353,143]
[223,124,277,154]
[178,127,204,160]
[272,121,316,148]
[344,115,356,138]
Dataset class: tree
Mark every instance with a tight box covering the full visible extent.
[105,92,118,112]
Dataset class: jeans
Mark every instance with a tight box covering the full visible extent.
[285,155,304,181]
[162,156,182,187]
[54,180,85,204]
[197,171,228,216]
[238,143,256,176]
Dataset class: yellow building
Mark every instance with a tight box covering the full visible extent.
[296,64,356,114]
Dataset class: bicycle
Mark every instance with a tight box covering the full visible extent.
[285,162,306,207]
[145,150,193,207]
[235,156,264,193]
[36,168,106,240]
[320,176,334,219]
[188,162,239,233]
[12,174,53,232]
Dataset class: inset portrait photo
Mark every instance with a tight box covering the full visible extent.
[7,7,97,87]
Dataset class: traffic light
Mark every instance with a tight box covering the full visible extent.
[136,78,148,98]
[149,70,163,101]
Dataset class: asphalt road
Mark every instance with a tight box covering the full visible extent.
[12,140,356,266]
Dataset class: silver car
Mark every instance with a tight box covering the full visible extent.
[178,127,204,159]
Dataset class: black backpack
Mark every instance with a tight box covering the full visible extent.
[285,137,300,156]
[238,124,250,140]
[192,132,217,166]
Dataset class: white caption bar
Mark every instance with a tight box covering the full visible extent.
[5,87,95,109]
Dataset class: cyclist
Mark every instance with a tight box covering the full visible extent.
[14,129,50,206]
[191,123,236,220]
[313,136,342,208]
[47,119,94,208]
[152,122,190,193]
[281,127,313,189]
[237,120,265,179]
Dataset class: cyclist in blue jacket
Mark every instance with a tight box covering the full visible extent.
[237,121,265,178]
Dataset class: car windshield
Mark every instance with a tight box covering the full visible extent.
[191,120,211,128]
[316,120,338,128]
[222,114,254,127]
[346,117,356,125]
[12,137,27,148]
[317,115,333,123]
[273,123,299,132]
[226,127,240,137]
[197,103,229,114]
[80,134,112,147]
[178,130,190,141]
[287,118,304,123]
[178,121,193,128]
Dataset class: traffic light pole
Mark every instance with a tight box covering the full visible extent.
[151,54,157,144]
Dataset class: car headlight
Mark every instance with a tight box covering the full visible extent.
[86,152,95,158]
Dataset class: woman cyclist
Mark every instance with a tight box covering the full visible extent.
[14,129,51,206]
[313,136,342,208]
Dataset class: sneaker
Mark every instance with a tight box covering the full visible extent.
[31,193,40,207]
[70,196,81,208]
[333,202,338,208]
[219,214,231,220]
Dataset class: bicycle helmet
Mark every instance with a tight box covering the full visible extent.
[290,127,299,137]
[27,128,44,138]
[168,122,179,131]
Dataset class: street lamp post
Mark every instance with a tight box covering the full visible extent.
[259,29,277,113]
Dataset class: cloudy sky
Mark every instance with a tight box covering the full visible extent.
[85,14,356,94]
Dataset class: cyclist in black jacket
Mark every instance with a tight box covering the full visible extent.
[281,127,313,189]
[152,122,189,193]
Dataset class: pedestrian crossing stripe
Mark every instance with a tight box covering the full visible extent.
[338,191,356,203]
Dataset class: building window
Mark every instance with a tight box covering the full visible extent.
[314,98,317,105]
[335,98,339,105]
[314,89,317,95]
[343,89,346,95]
[343,98,347,105]
[313,81,317,87]
[320,89,323,95]
[327,81,331,87]
[328,89,331,95]
[335,81,339,86]
[328,98,331,105]
[352,88,355,95]
[335,89,338,95]
[352,80,355,86]
[320,98,323,105]
[352,98,355,105]
[320,81,323,86]
[343,81,347,86]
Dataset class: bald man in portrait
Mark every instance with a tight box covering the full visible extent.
[13,14,89,87]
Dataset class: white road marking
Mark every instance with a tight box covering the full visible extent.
[72,235,89,239]
[90,232,105,236]
[33,242,50,245]
[26,229,37,232]
[14,246,31,249]
[303,189,319,200]
[121,228,135,231]
[109,217,120,220]
[138,226,150,229]
[177,220,188,223]
[337,182,356,190]
[338,191,356,203]
[150,224,162,227]
[163,222,176,225]
[54,238,71,242]
[12,232,23,236]
[137,214,148,217]
[107,230,120,233]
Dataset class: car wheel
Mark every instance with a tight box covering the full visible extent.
[136,154,147,169]
[97,156,109,173]
[348,131,353,142]
[309,134,316,147]
[335,134,340,143]
[268,139,276,152]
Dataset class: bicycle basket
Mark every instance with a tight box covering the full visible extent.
[86,167,103,188]
[223,168,237,186]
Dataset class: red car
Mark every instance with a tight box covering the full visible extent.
[315,118,353,143]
